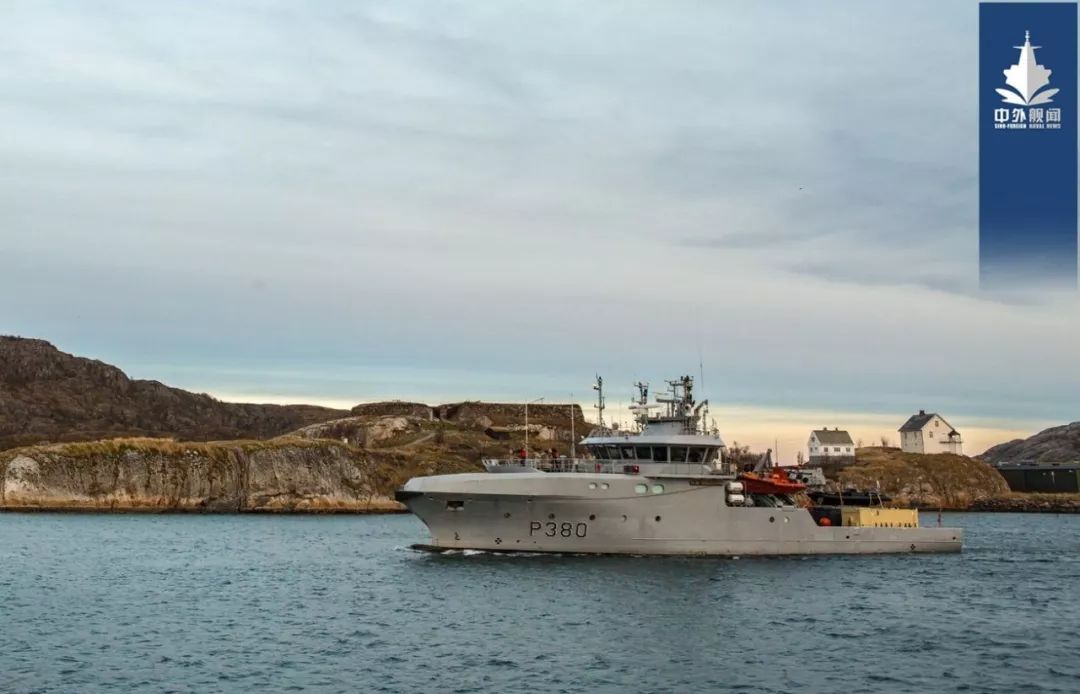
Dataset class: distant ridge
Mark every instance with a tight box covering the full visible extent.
[980,422,1080,463]
[0,336,348,450]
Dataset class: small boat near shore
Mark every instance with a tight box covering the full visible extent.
[738,467,807,496]
[396,374,963,556]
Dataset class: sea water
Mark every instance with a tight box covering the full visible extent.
[2,513,1080,693]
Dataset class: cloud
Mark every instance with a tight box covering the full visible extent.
[1,0,1078,433]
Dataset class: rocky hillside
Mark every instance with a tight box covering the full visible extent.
[0,337,348,450]
[351,401,434,419]
[831,447,1010,509]
[0,337,591,452]
[435,401,588,432]
[0,436,477,512]
[346,400,589,436]
[979,422,1080,463]
[0,403,592,512]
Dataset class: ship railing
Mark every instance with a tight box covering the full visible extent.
[482,458,733,476]
[483,458,597,473]
[484,458,634,474]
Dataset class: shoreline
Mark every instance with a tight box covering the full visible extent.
[0,506,410,515]
[4,502,1080,515]
[967,497,1080,514]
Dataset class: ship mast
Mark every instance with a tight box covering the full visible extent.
[631,381,650,431]
[592,375,605,429]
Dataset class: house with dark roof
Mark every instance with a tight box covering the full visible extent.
[808,428,855,465]
[899,410,963,455]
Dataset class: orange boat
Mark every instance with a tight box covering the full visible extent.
[737,468,807,495]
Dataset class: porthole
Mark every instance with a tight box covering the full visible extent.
[600,483,610,490]
[769,516,775,523]
[589,514,596,521]
[651,484,664,494]
[588,483,597,490]
[655,515,662,522]
[783,517,789,523]
[504,512,511,519]
[548,513,555,520]
[634,484,648,494]
[621,514,628,522]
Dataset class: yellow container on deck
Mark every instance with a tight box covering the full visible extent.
[840,507,919,528]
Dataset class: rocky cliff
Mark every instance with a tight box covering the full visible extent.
[0,397,601,512]
[0,437,476,512]
[832,447,1011,509]
[979,422,1080,463]
[350,401,434,419]
[434,401,588,432]
[0,337,347,450]
[1,337,592,452]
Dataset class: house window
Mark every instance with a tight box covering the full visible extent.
[929,432,934,439]
[845,447,851,453]
[833,447,840,452]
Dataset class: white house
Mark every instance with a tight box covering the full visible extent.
[898,410,963,455]
[808,428,855,465]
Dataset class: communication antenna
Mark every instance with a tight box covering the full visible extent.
[698,346,709,432]
[698,345,705,397]
[570,391,575,458]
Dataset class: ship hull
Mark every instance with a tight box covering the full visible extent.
[396,473,963,556]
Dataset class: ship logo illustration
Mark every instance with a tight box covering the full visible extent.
[997,30,1059,105]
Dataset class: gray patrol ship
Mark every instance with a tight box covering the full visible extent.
[396,376,963,555]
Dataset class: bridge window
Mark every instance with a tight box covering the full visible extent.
[670,446,688,463]
[604,445,621,460]
[687,447,705,463]
[635,445,652,460]
[620,445,635,460]
[652,446,669,462]
[704,448,720,463]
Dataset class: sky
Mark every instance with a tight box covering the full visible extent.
[2,1,1078,459]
